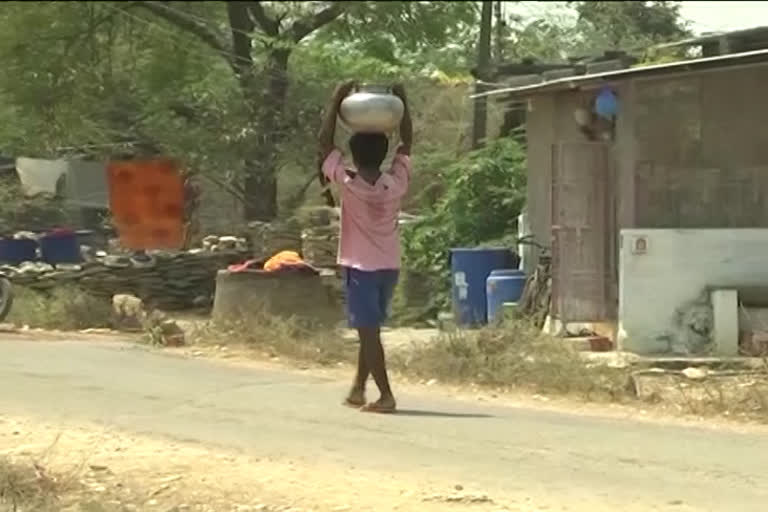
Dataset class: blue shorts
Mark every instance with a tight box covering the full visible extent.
[343,267,400,329]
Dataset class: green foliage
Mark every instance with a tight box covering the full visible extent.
[401,138,526,314]
[571,1,690,51]
[0,1,480,221]
[0,177,72,233]
[316,1,479,74]
[505,17,580,62]
[489,2,691,66]
[8,286,113,330]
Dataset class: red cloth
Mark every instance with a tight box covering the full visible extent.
[227,259,262,273]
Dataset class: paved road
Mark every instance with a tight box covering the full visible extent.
[1,338,766,511]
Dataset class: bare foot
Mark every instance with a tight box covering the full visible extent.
[361,395,396,414]
[343,388,366,408]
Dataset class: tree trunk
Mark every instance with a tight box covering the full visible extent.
[472,1,493,149]
[133,2,345,222]
[243,49,290,222]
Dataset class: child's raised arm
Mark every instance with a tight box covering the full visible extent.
[392,84,412,156]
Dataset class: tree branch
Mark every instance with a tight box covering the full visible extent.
[284,172,322,211]
[133,1,233,64]
[247,1,278,36]
[202,173,247,204]
[289,3,346,43]
[226,2,255,78]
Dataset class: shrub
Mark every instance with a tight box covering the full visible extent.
[401,137,526,316]
[8,286,112,330]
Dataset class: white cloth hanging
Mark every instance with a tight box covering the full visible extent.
[15,157,67,197]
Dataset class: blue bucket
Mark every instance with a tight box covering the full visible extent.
[40,230,81,264]
[0,238,38,264]
[486,269,527,324]
[449,248,518,327]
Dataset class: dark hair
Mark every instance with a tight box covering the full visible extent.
[349,132,388,170]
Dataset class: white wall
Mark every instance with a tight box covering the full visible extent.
[618,229,768,354]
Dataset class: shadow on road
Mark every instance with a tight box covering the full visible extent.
[395,409,492,419]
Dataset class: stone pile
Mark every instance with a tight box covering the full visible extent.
[248,208,341,269]
[298,206,340,269]
[248,219,303,260]
[3,236,249,310]
[301,226,339,268]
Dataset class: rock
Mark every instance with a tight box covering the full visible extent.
[13,231,37,240]
[56,263,83,272]
[4,233,251,310]
[103,255,132,268]
[159,319,186,347]
[18,261,53,274]
[217,236,239,250]
[130,255,157,268]
[681,367,708,380]
[192,295,210,307]
[149,483,171,497]
[202,235,219,250]
[113,294,146,330]
[301,228,338,268]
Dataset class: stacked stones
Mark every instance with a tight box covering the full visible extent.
[248,218,303,261]
[4,235,250,310]
[299,207,340,269]
[296,207,343,307]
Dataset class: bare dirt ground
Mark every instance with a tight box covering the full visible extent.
[1,415,537,512]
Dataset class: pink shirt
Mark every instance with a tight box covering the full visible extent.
[322,148,411,271]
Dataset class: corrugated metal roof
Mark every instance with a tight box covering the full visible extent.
[471,48,768,100]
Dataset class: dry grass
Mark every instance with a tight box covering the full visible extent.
[0,458,57,511]
[7,286,113,331]
[193,310,356,366]
[632,368,768,421]
[194,312,632,402]
[390,320,631,401]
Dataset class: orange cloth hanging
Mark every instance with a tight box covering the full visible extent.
[263,250,304,272]
[108,158,185,250]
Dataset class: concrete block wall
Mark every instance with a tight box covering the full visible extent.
[618,228,768,354]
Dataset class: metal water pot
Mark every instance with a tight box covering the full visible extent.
[339,85,404,133]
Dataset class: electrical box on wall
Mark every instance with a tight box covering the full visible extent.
[630,235,648,255]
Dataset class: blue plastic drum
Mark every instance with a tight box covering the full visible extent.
[486,269,527,324]
[0,238,38,264]
[40,229,81,264]
[450,248,518,327]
